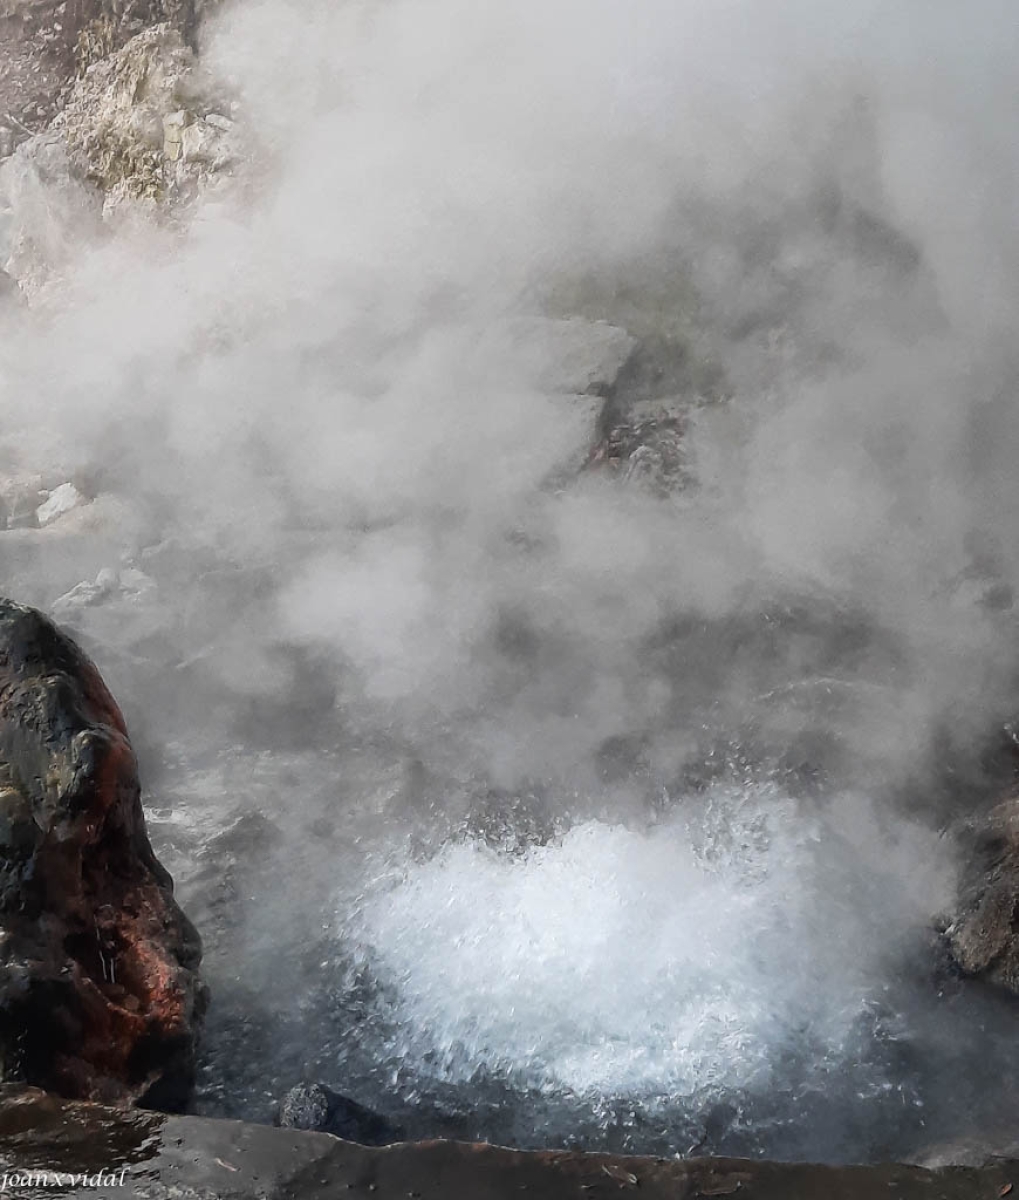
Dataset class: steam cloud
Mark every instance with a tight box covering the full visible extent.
[3,0,1019,1164]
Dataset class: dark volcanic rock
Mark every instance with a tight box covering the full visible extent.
[277,1083,403,1145]
[946,793,1019,994]
[0,598,205,1109]
[586,397,691,494]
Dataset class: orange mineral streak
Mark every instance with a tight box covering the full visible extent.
[60,734,192,1098]
[86,729,137,831]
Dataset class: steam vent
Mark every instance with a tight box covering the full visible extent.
[0,598,205,1110]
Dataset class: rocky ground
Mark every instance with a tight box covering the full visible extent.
[2,1088,1019,1200]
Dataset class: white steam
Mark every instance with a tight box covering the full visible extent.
[2,0,1019,1162]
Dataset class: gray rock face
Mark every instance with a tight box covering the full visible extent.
[946,794,1019,993]
[0,598,205,1109]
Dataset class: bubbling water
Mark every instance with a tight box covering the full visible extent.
[333,785,958,1155]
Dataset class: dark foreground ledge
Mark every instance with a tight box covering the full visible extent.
[0,1089,1015,1200]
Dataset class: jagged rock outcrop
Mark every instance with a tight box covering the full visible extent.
[586,396,690,493]
[53,23,241,214]
[0,598,205,1109]
[0,0,211,159]
[1,0,240,293]
[1,21,243,292]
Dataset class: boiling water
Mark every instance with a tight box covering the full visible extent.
[296,784,997,1161]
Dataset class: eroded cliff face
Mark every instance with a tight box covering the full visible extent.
[1,1,241,296]
[0,0,210,156]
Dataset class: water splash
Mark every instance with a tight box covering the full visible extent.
[340,787,954,1129]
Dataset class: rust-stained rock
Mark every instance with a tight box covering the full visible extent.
[0,598,204,1109]
[586,397,690,493]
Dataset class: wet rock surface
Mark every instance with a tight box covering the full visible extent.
[0,1088,1017,1200]
[947,792,1019,994]
[587,396,691,493]
[0,598,205,1109]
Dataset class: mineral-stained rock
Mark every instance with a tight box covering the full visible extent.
[0,597,205,1109]
[945,793,1019,994]
[277,1082,403,1146]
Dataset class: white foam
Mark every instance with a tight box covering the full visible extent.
[343,787,955,1105]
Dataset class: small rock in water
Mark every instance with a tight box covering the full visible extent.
[278,1083,330,1132]
[277,1083,403,1145]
